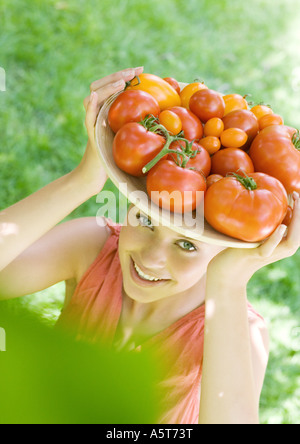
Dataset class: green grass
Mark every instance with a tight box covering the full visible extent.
[1,0,300,424]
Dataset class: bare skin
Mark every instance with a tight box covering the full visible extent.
[0,68,299,424]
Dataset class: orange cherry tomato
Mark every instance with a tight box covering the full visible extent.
[220,128,248,148]
[250,104,274,121]
[223,94,248,116]
[126,73,181,110]
[204,117,224,137]
[258,113,284,131]
[180,82,208,109]
[199,136,221,155]
[163,77,181,94]
[206,174,223,188]
[159,110,182,135]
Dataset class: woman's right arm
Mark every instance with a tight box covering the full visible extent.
[0,67,143,294]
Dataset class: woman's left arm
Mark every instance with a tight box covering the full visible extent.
[199,192,300,424]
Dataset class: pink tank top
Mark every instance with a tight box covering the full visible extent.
[56,218,264,424]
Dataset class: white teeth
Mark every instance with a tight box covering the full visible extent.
[133,261,162,282]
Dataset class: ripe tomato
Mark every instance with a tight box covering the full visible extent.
[249,125,300,194]
[126,73,181,110]
[113,122,166,177]
[211,148,254,176]
[180,82,208,109]
[189,89,225,123]
[167,106,203,141]
[220,128,248,148]
[206,174,223,188]
[222,109,259,150]
[146,159,207,213]
[258,113,284,131]
[204,117,224,137]
[204,172,288,242]
[168,141,211,177]
[159,110,182,135]
[163,77,181,94]
[223,94,248,116]
[250,104,273,121]
[108,90,160,134]
[199,136,221,155]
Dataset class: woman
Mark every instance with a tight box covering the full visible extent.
[0,68,299,424]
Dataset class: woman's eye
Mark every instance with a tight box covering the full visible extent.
[136,213,153,228]
[177,240,197,252]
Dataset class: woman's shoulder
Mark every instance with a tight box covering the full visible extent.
[69,216,116,282]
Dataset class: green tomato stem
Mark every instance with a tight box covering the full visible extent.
[140,115,196,173]
[227,172,258,191]
[292,129,300,151]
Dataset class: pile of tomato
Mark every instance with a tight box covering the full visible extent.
[107,73,300,242]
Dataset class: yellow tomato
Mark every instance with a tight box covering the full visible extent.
[220,128,248,148]
[223,94,248,116]
[250,104,274,121]
[159,110,182,135]
[204,117,224,137]
[126,73,181,111]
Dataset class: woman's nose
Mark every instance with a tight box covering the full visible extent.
[139,242,168,270]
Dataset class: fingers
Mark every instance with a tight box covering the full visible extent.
[85,91,100,142]
[258,192,300,259]
[283,192,300,249]
[258,224,288,258]
[83,79,125,111]
[90,67,144,92]
[83,67,144,111]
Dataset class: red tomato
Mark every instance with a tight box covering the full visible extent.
[189,89,225,123]
[113,122,166,177]
[163,77,181,94]
[159,110,182,135]
[180,82,208,109]
[206,174,223,188]
[204,172,288,242]
[108,90,160,133]
[147,159,207,213]
[168,141,211,177]
[167,106,204,141]
[211,148,254,177]
[126,73,181,110]
[222,109,259,150]
[249,125,300,194]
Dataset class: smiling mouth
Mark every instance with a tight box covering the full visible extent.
[130,257,170,283]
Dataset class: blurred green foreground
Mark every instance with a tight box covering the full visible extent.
[0,304,157,424]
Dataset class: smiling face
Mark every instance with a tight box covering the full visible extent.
[118,206,225,303]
